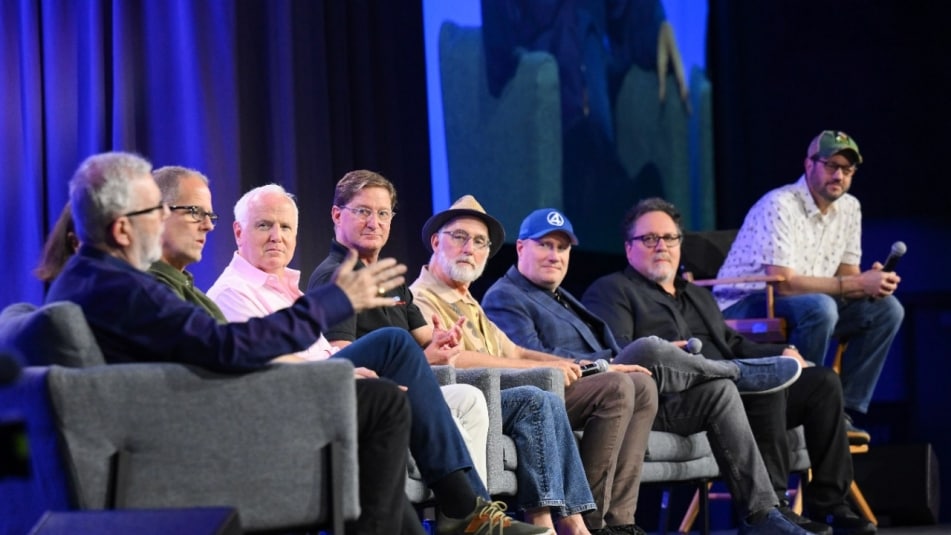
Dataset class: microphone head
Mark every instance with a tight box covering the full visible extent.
[685,337,703,355]
[891,241,907,257]
[595,358,609,372]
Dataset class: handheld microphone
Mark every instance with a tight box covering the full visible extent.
[685,338,703,355]
[580,359,610,377]
[881,241,907,272]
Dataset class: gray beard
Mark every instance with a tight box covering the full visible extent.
[437,250,485,283]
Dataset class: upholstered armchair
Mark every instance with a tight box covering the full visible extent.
[0,302,360,534]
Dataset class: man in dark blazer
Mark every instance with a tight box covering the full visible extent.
[582,198,875,535]
[482,208,814,535]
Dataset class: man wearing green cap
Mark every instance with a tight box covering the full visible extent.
[715,130,904,445]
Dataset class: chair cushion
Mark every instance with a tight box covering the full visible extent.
[0,302,105,368]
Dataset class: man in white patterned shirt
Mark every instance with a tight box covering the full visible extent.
[714,130,904,440]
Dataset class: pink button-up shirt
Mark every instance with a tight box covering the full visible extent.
[207,252,338,360]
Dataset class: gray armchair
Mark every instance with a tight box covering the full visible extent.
[0,301,360,534]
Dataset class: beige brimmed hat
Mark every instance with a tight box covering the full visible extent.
[421,195,506,257]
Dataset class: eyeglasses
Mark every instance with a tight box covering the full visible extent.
[122,202,167,218]
[337,205,395,223]
[169,205,219,224]
[627,233,683,248]
[441,230,491,251]
[811,157,857,177]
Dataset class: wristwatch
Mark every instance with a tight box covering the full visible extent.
[785,344,797,351]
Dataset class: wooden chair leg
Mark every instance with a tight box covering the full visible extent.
[678,481,713,534]
[849,481,878,526]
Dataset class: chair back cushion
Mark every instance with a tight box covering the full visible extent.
[46,361,359,531]
[0,301,105,367]
[681,230,739,280]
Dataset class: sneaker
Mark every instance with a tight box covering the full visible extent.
[733,356,802,395]
[436,497,554,535]
[843,413,871,445]
[779,500,832,535]
[739,507,816,535]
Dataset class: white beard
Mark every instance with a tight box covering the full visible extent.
[436,248,485,283]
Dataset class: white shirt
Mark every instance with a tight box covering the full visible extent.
[714,175,862,310]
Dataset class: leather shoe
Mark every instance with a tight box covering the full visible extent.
[814,506,877,535]
[733,356,802,395]
[779,500,832,535]
[844,413,871,445]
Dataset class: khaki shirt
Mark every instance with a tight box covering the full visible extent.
[409,265,517,358]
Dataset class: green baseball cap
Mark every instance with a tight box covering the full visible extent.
[807,130,862,164]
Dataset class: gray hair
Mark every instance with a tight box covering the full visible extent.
[233,184,298,229]
[69,152,153,246]
[153,166,209,204]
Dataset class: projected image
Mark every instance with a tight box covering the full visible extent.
[425,0,713,254]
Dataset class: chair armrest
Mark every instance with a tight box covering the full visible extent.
[498,367,564,400]
[454,368,505,492]
[431,365,457,386]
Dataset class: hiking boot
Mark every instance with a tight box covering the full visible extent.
[436,497,554,535]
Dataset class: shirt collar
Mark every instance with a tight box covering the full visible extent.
[229,251,301,291]
[793,175,836,219]
[149,260,194,285]
[417,264,477,305]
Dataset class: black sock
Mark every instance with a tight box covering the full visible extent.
[431,470,479,519]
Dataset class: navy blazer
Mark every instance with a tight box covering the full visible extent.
[581,266,784,360]
[483,265,618,362]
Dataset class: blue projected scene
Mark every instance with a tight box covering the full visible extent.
[423,0,711,253]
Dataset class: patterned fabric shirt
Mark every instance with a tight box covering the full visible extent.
[409,265,518,358]
[207,252,337,360]
[714,175,862,310]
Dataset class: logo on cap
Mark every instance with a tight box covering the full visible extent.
[546,211,566,227]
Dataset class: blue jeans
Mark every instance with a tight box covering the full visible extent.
[723,293,904,413]
[501,386,596,519]
[335,328,487,496]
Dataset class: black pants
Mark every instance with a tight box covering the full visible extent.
[349,378,425,535]
[742,366,852,513]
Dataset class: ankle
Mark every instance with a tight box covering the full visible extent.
[524,507,555,528]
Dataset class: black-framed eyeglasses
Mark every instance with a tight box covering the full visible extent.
[441,230,491,251]
[169,205,219,224]
[627,233,683,248]
[122,202,167,218]
[337,205,396,223]
[811,157,857,177]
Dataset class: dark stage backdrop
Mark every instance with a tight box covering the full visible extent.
[1,0,434,308]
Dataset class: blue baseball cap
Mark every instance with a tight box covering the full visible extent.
[518,209,579,245]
